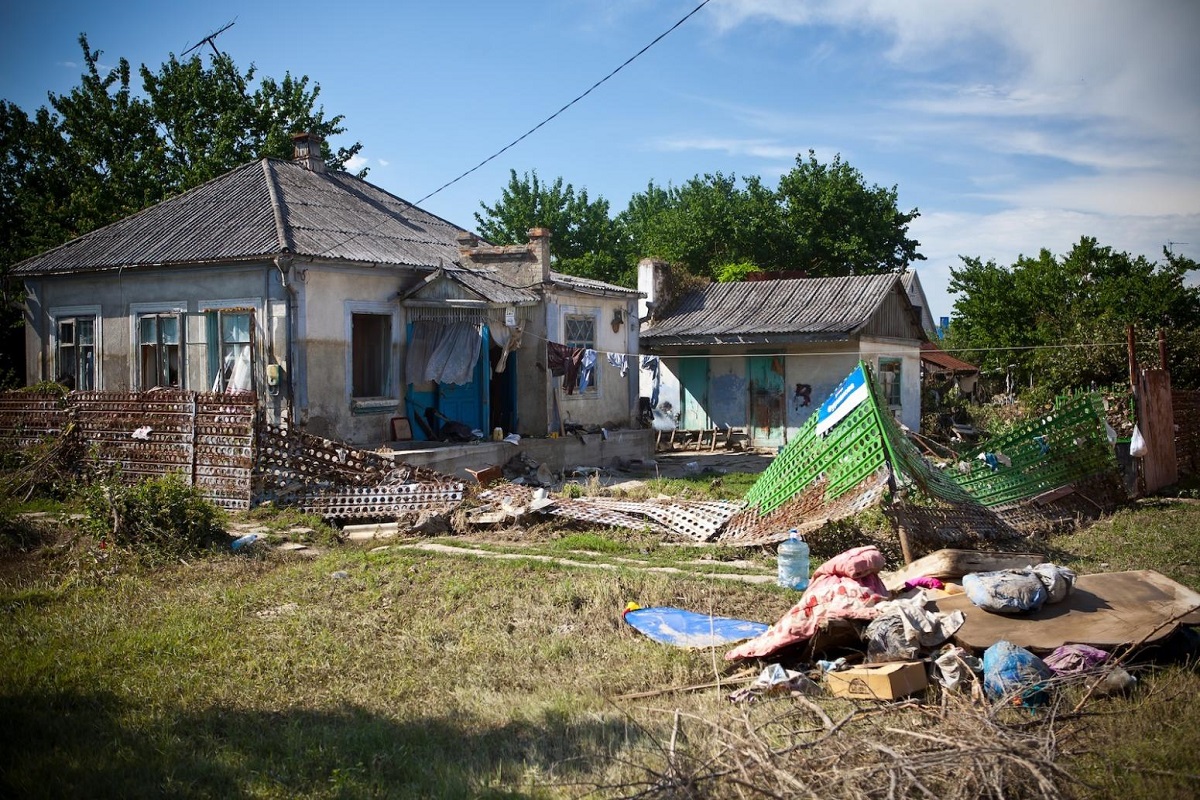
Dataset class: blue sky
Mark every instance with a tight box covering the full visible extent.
[3,0,1198,320]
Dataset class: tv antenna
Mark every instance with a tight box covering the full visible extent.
[1166,241,1189,255]
[182,20,237,58]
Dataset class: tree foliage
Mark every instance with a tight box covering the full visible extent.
[2,34,361,274]
[475,152,924,287]
[944,237,1200,394]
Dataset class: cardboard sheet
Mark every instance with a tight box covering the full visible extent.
[931,570,1200,653]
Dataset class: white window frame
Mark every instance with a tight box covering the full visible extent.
[344,300,400,408]
[49,305,102,390]
[878,356,903,408]
[561,307,600,399]
[200,298,261,393]
[130,301,187,390]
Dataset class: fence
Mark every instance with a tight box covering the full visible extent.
[0,390,256,511]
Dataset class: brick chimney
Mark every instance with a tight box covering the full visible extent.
[291,132,325,173]
[527,227,552,284]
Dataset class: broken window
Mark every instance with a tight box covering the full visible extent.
[138,313,182,390]
[208,310,254,392]
[352,313,391,397]
[879,357,902,407]
[56,316,96,390]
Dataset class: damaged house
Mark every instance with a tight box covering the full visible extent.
[13,134,641,449]
[637,260,928,449]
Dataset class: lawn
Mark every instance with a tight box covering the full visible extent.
[1,495,1198,798]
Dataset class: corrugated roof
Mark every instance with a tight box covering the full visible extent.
[921,341,979,374]
[640,274,903,345]
[549,271,639,296]
[438,267,540,305]
[11,159,469,277]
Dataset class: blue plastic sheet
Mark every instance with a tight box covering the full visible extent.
[623,606,768,649]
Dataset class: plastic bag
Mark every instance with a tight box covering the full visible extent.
[982,640,1053,706]
[1130,424,1148,457]
[963,569,1048,614]
[1032,563,1077,604]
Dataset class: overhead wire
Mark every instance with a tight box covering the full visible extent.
[313,0,713,258]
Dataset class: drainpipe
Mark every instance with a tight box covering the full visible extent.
[274,254,296,426]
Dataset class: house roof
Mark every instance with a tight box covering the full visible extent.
[640,273,911,345]
[549,271,640,297]
[411,267,541,305]
[10,158,470,277]
[920,341,979,375]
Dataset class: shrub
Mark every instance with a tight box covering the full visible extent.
[80,473,226,559]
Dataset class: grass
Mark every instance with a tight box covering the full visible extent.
[1,490,1199,797]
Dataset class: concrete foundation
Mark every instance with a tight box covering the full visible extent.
[379,428,656,481]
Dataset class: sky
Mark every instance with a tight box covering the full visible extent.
[2,0,1198,321]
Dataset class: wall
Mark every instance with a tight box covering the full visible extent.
[546,291,638,431]
[24,264,281,418]
[297,264,424,444]
[859,337,923,431]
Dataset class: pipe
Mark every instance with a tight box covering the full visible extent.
[274,254,296,425]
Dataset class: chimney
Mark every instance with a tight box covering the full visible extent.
[528,227,552,284]
[291,132,325,173]
[637,258,670,321]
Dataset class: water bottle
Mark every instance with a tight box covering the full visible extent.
[777,529,810,591]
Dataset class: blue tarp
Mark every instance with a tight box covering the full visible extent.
[624,606,768,648]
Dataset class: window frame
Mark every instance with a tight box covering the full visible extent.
[50,305,101,390]
[130,302,187,391]
[204,305,257,393]
[878,356,903,408]
[344,301,400,407]
[562,309,600,398]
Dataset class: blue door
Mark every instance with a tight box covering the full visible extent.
[680,356,710,429]
[748,355,786,448]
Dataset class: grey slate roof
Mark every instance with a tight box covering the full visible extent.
[549,271,640,296]
[640,273,903,345]
[433,267,540,305]
[11,159,470,277]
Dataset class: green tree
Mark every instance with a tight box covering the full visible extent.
[776,150,923,276]
[945,237,1200,394]
[474,169,626,283]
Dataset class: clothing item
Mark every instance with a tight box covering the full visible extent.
[641,355,661,408]
[606,352,629,377]
[578,349,598,391]
[547,342,585,394]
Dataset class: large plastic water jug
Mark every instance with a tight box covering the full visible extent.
[776,529,810,591]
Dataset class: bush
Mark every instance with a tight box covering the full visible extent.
[80,473,226,559]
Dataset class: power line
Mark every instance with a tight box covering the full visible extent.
[414,0,714,205]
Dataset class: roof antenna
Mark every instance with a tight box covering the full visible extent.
[182,20,246,95]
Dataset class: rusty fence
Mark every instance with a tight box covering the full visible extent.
[0,390,256,511]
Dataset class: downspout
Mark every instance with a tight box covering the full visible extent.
[274,254,296,426]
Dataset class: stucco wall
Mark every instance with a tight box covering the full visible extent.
[24,263,277,393]
[859,337,923,431]
[297,266,420,443]
[547,294,639,431]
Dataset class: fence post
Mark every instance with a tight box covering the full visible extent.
[189,392,198,487]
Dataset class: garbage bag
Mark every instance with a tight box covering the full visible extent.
[982,640,1053,706]
[864,614,919,663]
[963,569,1047,614]
[1031,563,1077,604]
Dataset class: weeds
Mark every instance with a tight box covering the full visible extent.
[78,472,227,561]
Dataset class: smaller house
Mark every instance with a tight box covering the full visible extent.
[920,341,980,401]
[637,260,927,448]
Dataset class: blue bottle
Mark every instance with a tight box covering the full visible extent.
[776,529,810,591]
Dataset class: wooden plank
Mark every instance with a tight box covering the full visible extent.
[1138,368,1179,493]
[880,548,1046,592]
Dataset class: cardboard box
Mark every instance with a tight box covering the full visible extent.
[825,661,928,700]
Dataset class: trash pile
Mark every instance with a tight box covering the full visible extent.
[623,546,1200,708]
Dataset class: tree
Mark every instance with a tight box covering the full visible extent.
[776,150,923,276]
[945,237,1200,395]
[474,169,626,284]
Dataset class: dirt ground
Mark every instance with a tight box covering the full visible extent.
[619,448,776,480]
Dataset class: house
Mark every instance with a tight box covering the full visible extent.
[900,270,938,337]
[13,134,640,447]
[637,260,927,448]
[920,341,980,401]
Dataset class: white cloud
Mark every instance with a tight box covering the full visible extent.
[378,159,390,167]
[654,136,807,161]
[345,154,369,173]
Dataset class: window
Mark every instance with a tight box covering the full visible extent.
[879,357,902,407]
[564,313,597,394]
[208,310,254,392]
[56,316,96,390]
[139,313,182,389]
[352,313,391,397]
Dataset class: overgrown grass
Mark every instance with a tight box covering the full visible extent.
[1,492,1198,797]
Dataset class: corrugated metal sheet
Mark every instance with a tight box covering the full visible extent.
[440,268,540,304]
[549,271,639,296]
[11,159,470,277]
[640,274,904,344]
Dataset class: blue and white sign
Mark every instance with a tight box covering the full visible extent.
[814,365,870,437]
